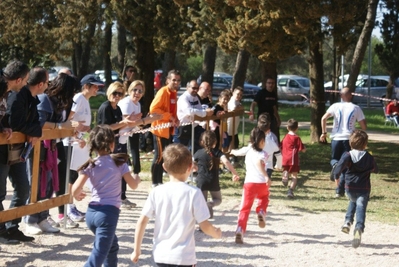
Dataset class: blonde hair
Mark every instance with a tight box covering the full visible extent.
[106,81,125,99]
[127,80,146,96]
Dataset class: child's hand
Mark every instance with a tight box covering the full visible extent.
[232,174,240,182]
[74,191,86,201]
[230,149,237,156]
[265,176,271,186]
[131,249,141,263]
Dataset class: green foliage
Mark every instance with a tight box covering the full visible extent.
[182,55,203,81]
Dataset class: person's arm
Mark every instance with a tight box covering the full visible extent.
[220,155,240,182]
[150,89,171,123]
[273,105,281,126]
[72,173,89,201]
[358,119,367,130]
[198,220,222,239]
[249,101,257,121]
[332,153,350,180]
[230,144,251,156]
[320,112,332,142]
[131,215,150,264]
[122,171,140,190]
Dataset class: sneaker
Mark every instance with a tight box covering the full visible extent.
[0,230,20,244]
[38,220,60,233]
[330,163,337,181]
[282,171,289,187]
[352,228,362,248]
[341,221,351,234]
[235,226,244,244]
[58,215,79,229]
[68,205,85,222]
[257,210,266,228]
[121,198,137,209]
[6,229,34,242]
[334,192,345,198]
[47,216,60,227]
[287,189,294,198]
[25,223,43,235]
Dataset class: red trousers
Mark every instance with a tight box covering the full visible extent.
[237,182,270,232]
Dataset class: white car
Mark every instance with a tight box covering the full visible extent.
[277,75,310,101]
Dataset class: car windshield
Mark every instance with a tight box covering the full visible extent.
[297,79,310,87]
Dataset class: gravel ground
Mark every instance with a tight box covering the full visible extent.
[1,178,398,267]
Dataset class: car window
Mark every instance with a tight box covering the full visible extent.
[278,78,287,86]
[289,80,299,88]
[297,79,310,87]
[376,79,388,87]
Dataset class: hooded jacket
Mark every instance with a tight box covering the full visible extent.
[333,149,378,194]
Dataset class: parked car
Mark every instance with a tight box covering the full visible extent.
[48,66,73,81]
[197,72,261,98]
[277,75,310,101]
[94,70,120,83]
[352,75,397,106]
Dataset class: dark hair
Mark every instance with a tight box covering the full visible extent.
[233,86,243,92]
[163,143,192,175]
[123,65,136,79]
[257,112,271,132]
[27,67,47,86]
[350,130,368,150]
[78,125,128,171]
[250,127,265,152]
[287,118,298,131]
[167,69,181,79]
[3,60,30,81]
[46,73,79,113]
[0,74,8,98]
[200,130,217,170]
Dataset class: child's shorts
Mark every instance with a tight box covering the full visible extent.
[282,165,300,173]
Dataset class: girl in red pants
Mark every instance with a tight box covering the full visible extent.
[235,127,270,244]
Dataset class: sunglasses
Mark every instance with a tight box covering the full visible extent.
[132,88,143,94]
[191,86,199,90]
[112,91,124,97]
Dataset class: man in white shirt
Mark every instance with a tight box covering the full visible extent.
[320,87,367,197]
[177,80,213,152]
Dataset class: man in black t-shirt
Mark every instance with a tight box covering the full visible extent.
[249,77,281,142]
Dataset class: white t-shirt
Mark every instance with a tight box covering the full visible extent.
[177,91,207,124]
[227,98,241,135]
[244,147,269,183]
[264,132,280,169]
[141,182,209,265]
[117,96,141,144]
[326,102,365,140]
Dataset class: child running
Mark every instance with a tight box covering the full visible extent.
[281,118,306,198]
[194,130,240,218]
[235,127,270,244]
[72,125,141,267]
[332,130,378,248]
[131,143,222,266]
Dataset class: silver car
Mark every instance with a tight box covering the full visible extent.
[352,76,395,106]
[277,75,310,101]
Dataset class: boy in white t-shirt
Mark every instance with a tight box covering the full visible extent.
[131,144,222,266]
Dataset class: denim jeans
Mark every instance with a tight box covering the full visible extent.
[0,161,30,231]
[157,264,195,267]
[330,140,350,194]
[85,204,120,267]
[345,191,369,232]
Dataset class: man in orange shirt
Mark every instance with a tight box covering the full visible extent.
[149,69,180,186]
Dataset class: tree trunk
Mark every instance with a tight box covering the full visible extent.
[202,42,217,87]
[135,37,155,115]
[308,40,325,143]
[346,0,379,91]
[161,49,176,84]
[117,21,126,76]
[104,21,113,88]
[232,49,250,90]
[260,60,277,88]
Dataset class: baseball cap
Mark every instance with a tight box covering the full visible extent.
[80,74,104,86]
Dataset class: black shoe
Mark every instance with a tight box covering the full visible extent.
[0,231,20,244]
[330,163,337,181]
[7,229,34,242]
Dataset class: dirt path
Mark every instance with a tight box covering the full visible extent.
[1,178,398,267]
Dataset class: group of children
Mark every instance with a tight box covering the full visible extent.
[73,106,376,265]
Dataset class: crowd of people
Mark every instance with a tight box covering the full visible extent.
[0,61,379,265]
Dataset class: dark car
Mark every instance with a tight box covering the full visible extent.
[198,72,261,98]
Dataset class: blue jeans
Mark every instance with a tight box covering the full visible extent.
[331,140,350,194]
[0,161,30,232]
[345,191,369,232]
[85,204,120,267]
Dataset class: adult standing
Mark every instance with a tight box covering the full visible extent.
[0,60,30,244]
[177,80,213,152]
[320,87,367,197]
[249,77,281,142]
[149,69,180,187]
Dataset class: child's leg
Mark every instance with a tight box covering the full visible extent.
[353,193,369,233]
[237,183,257,232]
[209,191,222,207]
[344,197,356,225]
[85,205,120,267]
[289,172,298,191]
[255,183,270,214]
